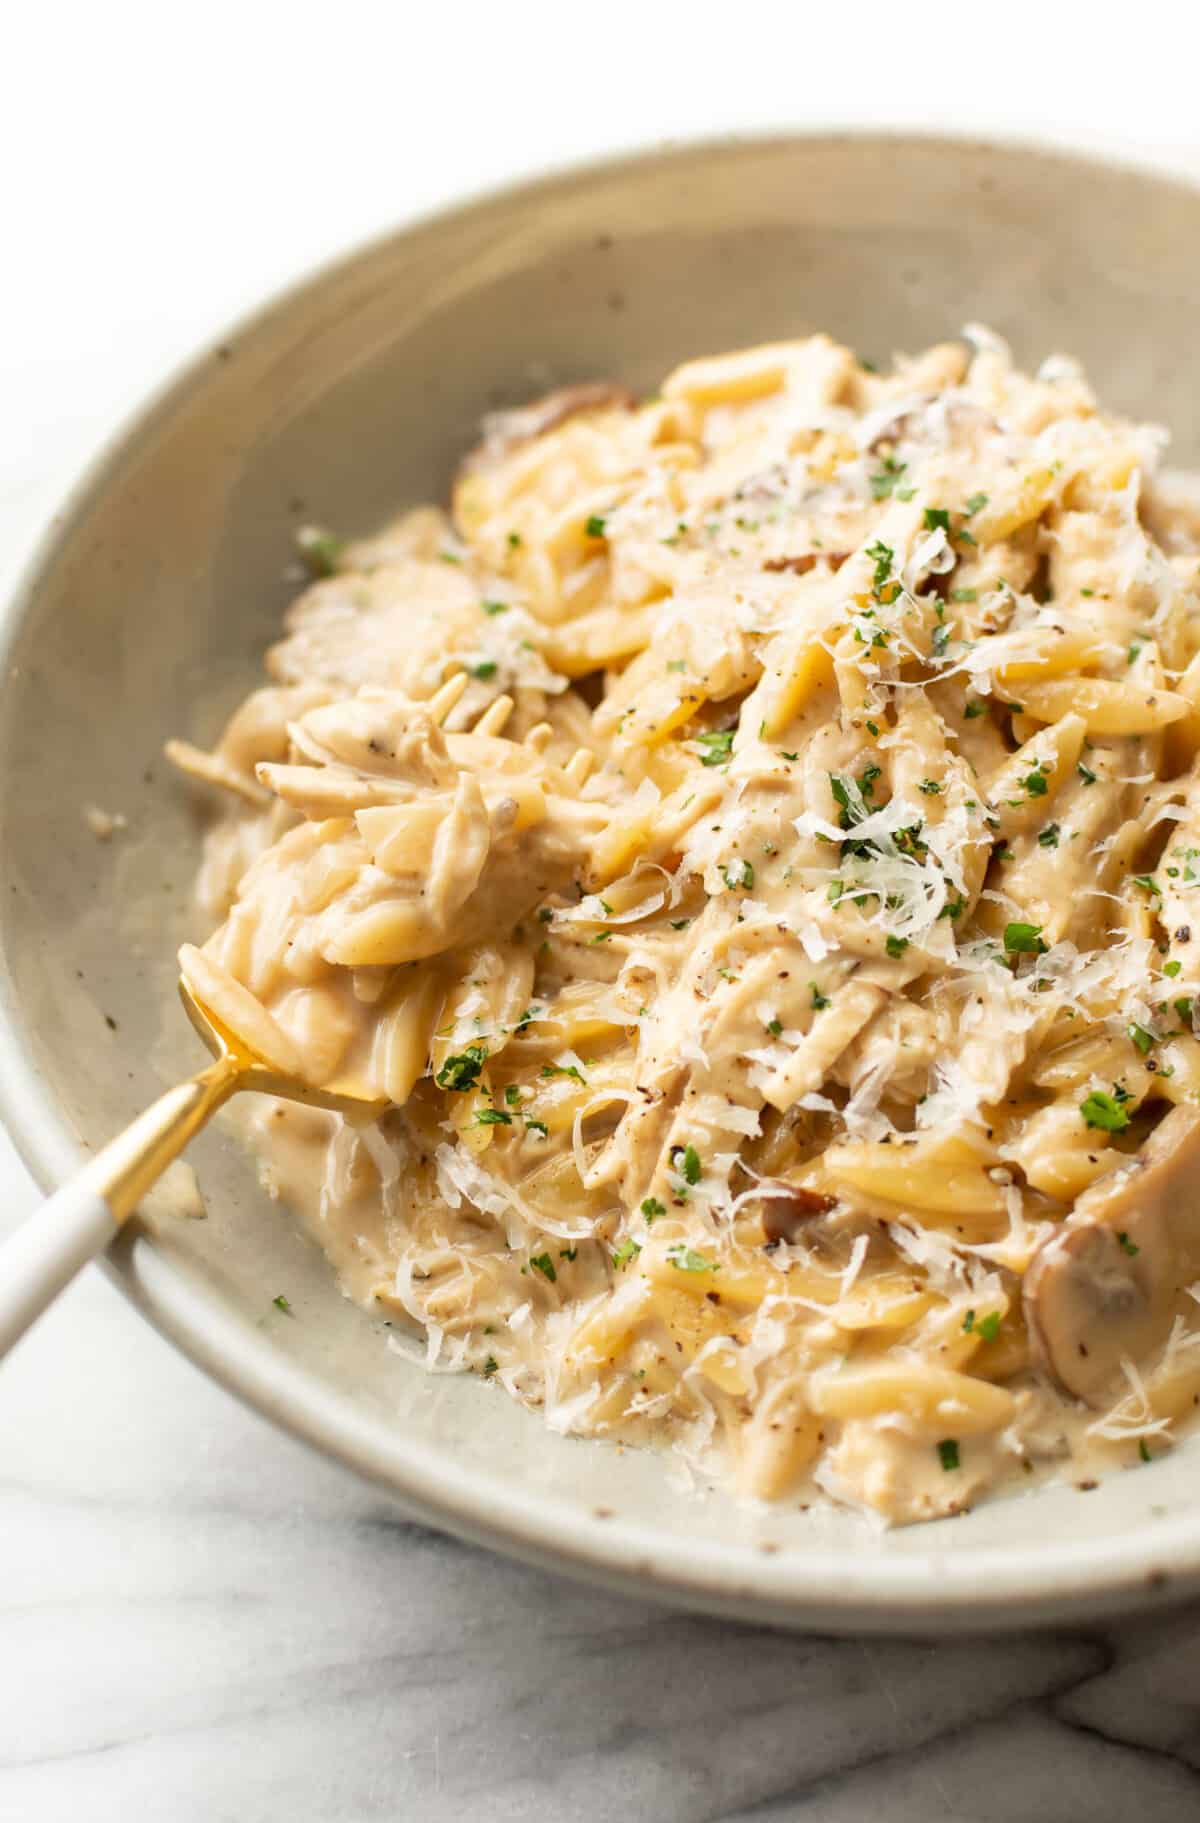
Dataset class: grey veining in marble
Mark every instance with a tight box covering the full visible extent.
[1,1122,1199,1822]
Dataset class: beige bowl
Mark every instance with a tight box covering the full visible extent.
[3,132,1199,1632]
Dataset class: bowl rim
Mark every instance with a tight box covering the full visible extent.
[5,123,1200,1634]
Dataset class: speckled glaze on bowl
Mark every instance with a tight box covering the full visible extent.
[4,132,1200,1634]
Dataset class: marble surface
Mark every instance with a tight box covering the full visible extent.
[7,10,1200,1817]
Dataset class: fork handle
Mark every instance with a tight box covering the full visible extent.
[0,1182,117,1355]
[0,1052,242,1358]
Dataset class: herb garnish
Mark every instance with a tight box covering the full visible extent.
[296,526,344,577]
[1080,1090,1131,1133]
[667,1245,717,1273]
[436,1044,488,1090]
[722,858,755,891]
[696,729,735,766]
[671,1144,702,1186]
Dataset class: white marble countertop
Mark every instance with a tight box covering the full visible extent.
[5,10,1200,1817]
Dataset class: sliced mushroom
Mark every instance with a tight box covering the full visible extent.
[750,1181,835,1246]
[460,383,637,476]
[1024,1104,1200,1404]
[762,552,850,576]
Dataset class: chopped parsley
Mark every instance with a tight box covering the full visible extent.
[585,514,608,538]
[962,1308,1000,1342]
[541,1060,586,1085]
[1132,874,1161,900]
[524,1117,549,1137]
[1127,1023,1156,1056]
[475,1108,513,1126]
[937,1439,961,1472]
[469,658,498,681]
[611,1238,642,1269]
[870,456,908,500]
[641,1197,666,1219]
[951,587,978,603]
[667,1245,717,1274]
[529,1252,557,1284]
[271,1294,292,1315]
[507,531,522,548]
[918,778,943,796]
[696,729,735,766]
[923,506,952,534]
[722,857,755,891]
[810,983,831,1010]
[865,538,898,601]
[672,1143,703,1185]
[1164,959,1183,978]
[964,699,987,719]
[1117,1230,1140,1257]
[436,1044,488,1091]
[1139,1438,1153,1464]
[1004,922,1048,956]
[767,1016,783,1035]
[1080,1090,1131,1133]
[885,934,909,959]
[1022,768,1049,798]
[481,599,509,616]
[1038,823,1061,849]
[295,525,344,577]
[483,1355,499,1377]
[964,492,988,516]
[1077,761,1098,785]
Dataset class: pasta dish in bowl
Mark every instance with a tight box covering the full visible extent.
[170,325,1200,1527]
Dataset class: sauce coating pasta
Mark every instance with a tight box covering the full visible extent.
[172,329,1200,1523]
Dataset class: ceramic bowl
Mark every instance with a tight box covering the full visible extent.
[4,132,1200,1633]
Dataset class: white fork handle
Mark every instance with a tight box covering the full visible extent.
[0,1181,116,1356]
[0,1053,242,1359]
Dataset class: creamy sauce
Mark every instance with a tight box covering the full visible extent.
[173,331,1200,1523]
